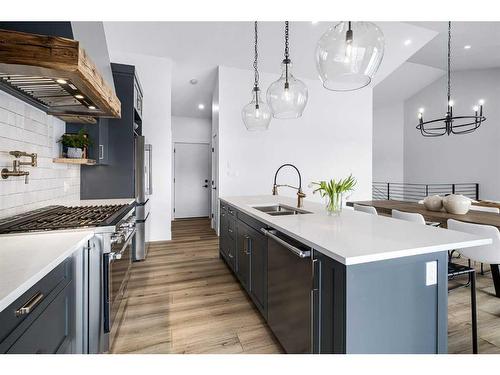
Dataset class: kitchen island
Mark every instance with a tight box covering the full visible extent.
[219,195,491,354]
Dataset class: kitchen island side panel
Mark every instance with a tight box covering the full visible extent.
[345,251,448,354]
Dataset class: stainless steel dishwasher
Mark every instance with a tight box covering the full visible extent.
[261,228,312,354]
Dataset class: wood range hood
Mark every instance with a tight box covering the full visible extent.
[0,28,121,124]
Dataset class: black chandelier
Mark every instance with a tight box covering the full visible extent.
[416,22,486,137]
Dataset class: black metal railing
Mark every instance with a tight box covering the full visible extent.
[373,182,479,202]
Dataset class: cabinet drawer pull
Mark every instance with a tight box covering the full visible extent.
[228,228,233,233]
[244,235,251,255]
[228,252,234,259]
[228,209,234,215]
[16,292,44,316]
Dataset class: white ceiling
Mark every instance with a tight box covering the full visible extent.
[373,62,444,108]
[104,21,436,119]
[408,22,500,70]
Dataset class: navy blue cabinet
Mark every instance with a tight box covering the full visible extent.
[236,221,251,291]
[220,204,268,319]
[76,63,142,199]
[0,259,74,354]
[312,251,346,354]
[66,118,109,165]
[219,203,236,271]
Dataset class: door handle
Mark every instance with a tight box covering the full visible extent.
[203,184,208,188]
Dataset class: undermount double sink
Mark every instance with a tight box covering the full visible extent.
[253,204,312,216]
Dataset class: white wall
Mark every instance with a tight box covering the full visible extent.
[172,116,211,143]
[217,66,373,204]
[107,51,173,241]
[0,91,80,218]
[372,103,404,183]
[404,68,500,200]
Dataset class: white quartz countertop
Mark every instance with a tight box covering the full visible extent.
[220,195,492,265]
[0,230,94,312]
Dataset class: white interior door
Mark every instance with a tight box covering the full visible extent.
[174,142,210,219]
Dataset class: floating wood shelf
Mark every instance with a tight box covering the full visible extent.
[53,158,96,165]
[0,28,121,123]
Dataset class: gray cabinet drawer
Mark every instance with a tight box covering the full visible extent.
[0,258,73,353]
[7,280,73,354]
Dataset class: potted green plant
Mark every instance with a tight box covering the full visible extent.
[58,129,92,159]
[311,174,357,215]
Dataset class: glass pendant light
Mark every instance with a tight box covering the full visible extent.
[242,21,272,131]
[315,21,384,91]
[267,21,308,119]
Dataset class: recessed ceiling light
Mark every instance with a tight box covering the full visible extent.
[88,105,96,110]
[311,21,319,25]
[56,79,67,84]
[464,45,472,50]
[74,94,84,99]
[190,78,198,85]
[404,39,412,46]
[198,104,205,110]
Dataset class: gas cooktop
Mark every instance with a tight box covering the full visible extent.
[0,204,132,234]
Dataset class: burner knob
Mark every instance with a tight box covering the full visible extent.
[111,234,124,245]
[109,252,122,261]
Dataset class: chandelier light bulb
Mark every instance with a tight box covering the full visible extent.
[479,99,485,105]
[418,112,423,120]
[473,105,479,112]
[448,100,454,107]
[419,108,424,113]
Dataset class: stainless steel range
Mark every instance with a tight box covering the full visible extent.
[0,203,136,354]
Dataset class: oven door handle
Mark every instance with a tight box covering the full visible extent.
[103,252,112,334]
[114,228,136,259]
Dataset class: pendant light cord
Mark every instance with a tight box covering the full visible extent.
[447,21,451,103]
[253,21,259,89]
[284,21,290,88]
[284,21,290,61]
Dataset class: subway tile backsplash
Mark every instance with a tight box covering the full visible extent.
[0,91,80,219]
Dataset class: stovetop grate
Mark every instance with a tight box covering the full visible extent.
[0,204,131,234]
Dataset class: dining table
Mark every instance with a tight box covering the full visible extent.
[347,199,500,297]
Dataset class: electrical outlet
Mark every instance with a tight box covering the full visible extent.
[426,261,437,286]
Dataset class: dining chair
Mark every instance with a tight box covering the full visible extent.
[392,211,479,353]
[353,204,378,215]
[464,205,499,274]
[447,219,500,278]
[391,209,426,224]
[446,219,500,354]
[469,205,500,214]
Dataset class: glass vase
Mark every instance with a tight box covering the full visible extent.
[325,193,344,215]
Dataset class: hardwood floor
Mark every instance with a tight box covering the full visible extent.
[448,259,500,354]
[112,218,500,354]
[111,218,283,354]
